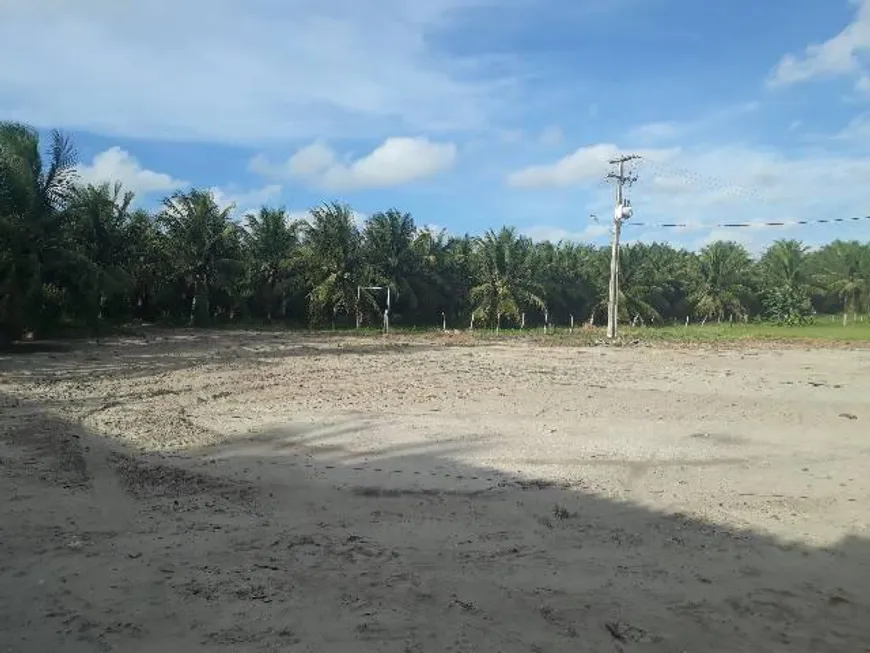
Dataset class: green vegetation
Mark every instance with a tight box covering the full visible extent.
[434,319,870,346]
[2,123,870,345]
[621,320,870,344]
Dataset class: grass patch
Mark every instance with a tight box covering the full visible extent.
[236,318,870,346]
[620,320,870,344]
[435,317,870,346]
[16,316,869,348]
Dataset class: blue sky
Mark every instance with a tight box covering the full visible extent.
[2,0,870,251]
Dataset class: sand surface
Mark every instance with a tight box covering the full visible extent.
[1,330,868,652]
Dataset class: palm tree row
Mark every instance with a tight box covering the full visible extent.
[2,123,870,342]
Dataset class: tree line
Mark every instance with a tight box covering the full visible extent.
[2,123,870,343]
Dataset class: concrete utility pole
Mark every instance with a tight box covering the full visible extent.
[605,155,639,339]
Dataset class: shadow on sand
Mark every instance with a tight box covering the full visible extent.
[0,351,868,652]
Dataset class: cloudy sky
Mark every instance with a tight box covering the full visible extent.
[2,0,870,251]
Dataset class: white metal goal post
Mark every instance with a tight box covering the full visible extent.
[356,285,391,333]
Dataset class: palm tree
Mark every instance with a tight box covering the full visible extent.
[245,207,299,321]
[812,240,870,315]
[362,209,421,319]
[760,239,811,292]
[588,243,689,326]
[612,243,666,324]
[440,234,475,325]
[470,227,545,327]
[530,241,596,325]
[646,243,700,321]
[124,208,169,321]
[408,226,450,324]
[0,122,79,342]
[158,189,242,325]
[66,182,136,324]
[691,241,753,321]
[757,239,813,323]
[301,202,368,325]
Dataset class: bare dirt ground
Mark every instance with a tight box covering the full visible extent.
[1,330,868,652]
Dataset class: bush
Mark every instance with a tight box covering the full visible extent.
[762,287,814,326]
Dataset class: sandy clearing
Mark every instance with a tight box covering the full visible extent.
[1,330,868,652]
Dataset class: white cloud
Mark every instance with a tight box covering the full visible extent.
[769,0,870,87]
[251,137,457,190]
[0,0,514,143]
[505,135,870,251]
[508,141,870,213]
[351,210,369,229]
[79,145,286,216]
[288,142,336,178]
[636,144,870,212]
[506,143,679,189]
[285,210,314,223]
[692,223,798,256]
[76,147,186,197]
[211,184,283,218]
[420,223,448,235]
[522,224,609,243]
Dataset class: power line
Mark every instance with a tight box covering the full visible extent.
[632,157,769,204]
[623,215,870,229]
[603,155,870,232]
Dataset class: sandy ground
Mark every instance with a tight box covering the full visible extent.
[1,330,869,652]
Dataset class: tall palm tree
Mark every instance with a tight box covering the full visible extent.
[124,208,169,321]
[158,189,242,325]
[646,243,699,321]
[760,239,810,292]
[362,209,421,317]
[66,182,136,323]
[534,241,598,324]
[757,239,813,323]
[408,226,450,324]
[440,234,475,325]
[301,202,368,325]
[588,242,689,326]
[812,240,870,315]
[691,241,753,321]
[470,227,545,327]
[245,207,299,321]
[0,122,79,341]
[612,243,666,324]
